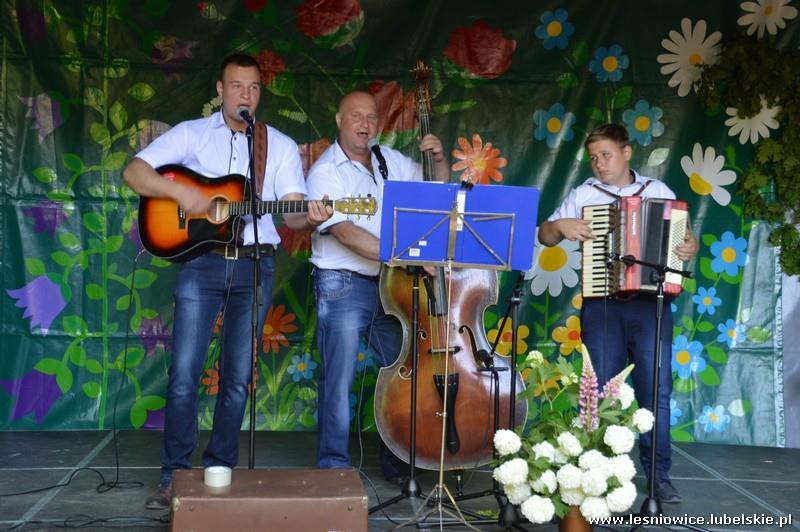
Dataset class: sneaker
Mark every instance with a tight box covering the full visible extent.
[145,482,173,510]
[656,479,682,504]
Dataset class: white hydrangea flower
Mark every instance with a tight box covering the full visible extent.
[526,350,545,366]
[493,458,529,486]
[531,469,557,495]
[532,441,556,463]
[604,425,635,455]
[520,495,556,524]
[556,463,582,489]
[580,496,611,521]
[504,482,532,505]
[557,432,583,457]
[632,408,655,433]
[552,447,569,465]
[581,469,608,497]
[608,454,637,483]
[578,450,608,471]
[560,487,586,506]
[617,383,635,409]
[606,482,637,513]
[494,429,522,456]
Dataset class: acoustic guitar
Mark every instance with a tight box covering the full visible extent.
[137,165,376,261]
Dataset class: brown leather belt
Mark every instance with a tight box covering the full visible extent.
[208,244,274,260]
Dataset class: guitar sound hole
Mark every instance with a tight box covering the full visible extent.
[208,197,230,224]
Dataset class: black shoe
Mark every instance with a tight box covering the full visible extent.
[379,442,410,482]
[145,482,173,510]
[656,479,682,504]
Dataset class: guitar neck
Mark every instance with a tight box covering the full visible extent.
[229,198,333,216]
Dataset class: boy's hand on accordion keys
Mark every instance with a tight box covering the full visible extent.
[674,230,699,262]
[557,218,595,242]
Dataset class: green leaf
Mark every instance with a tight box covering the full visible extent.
[62,315,89,337]
[680,316,694,331]
[67,343,87,366]
[84,87,106,113]
[699,257,717,281]
[584,107,603,121]
[150,257,172,268]
[32,167,58,184]
[83,212,106,233]
[720,270,742,285]
[277,109,308,123]
[141,308,158,319]
[612,86,633,108]
[25,257,47,276]
[572,40,589,66]
[105,58,129,79]
[673,377,695,394]
[682,276,696,293]
[533,322,546,338]
[134,270,158,288]
[728,398,751,416]
[89,123,111,147]
[746,326,772,343]
[34,358,62,375]
[646,148,670,167]
[55,364,73,393]
[102,152,128,171]
[696,321,714,333]
[725,146,737,166]
[88,237,103,251]
[556,72,578,89]
[128,82,155,102]
[670,429,694,442]
[701,233,718,247]
[109,100,127,131]
[85,359,104,374]
[106,235,123,252]
[699,365,721,386]
[115,294,131,311]
[706,344,728,364]
[116,346,145,370]
[728,203,743,217]
[530,302,547,314]
[82,382,102,398]
[63,153,84,172]
[267,72,295,97]
[85,283,104,300]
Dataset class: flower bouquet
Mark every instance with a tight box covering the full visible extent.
[492,348,654,524]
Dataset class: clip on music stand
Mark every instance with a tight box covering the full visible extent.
[374,181,538,528]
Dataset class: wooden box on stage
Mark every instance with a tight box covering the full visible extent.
[170,468,367,532]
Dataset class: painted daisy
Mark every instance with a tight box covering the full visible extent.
[533,103,576,149]
[656,18,722,97]
[671,335,707,379]
[698,404,732,433]
[738,0,798,38]
[534,8,575,50]
[588,44,629,83]
[622,100,664,146]
[680,143,737,206]
[526,231,581,297]
[724,98,780,144]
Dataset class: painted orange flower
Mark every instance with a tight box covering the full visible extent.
[551,315,583,355]
[256,49,286,87]
[262,304,298,353]
[486,320,529,357]
[212,311,223,334]
[451,133,507,185]
[202,362,219,396]
[368,80,417,134]
[277,223,311,260]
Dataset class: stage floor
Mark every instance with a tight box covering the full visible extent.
[0,430,797,531]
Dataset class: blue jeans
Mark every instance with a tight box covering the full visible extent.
[160,253,274,484]
[580,296,673,482]
[314,269,402,469]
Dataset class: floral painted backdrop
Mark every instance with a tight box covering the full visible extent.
[2,1,797,448]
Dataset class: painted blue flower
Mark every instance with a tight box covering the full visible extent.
[589,44,629,82]
[0,370,63,424]
[697,405,731,433]
[349,392,358,421]
[716,319,746,348]
[23,200,67,238]
[287,353,318,382]
[671,335,706,379]
[355,341,376,372]
[692,286,722,315]
[670,302,678,313]
[710,231,748,276]
[534,9,574,50]
[533,103,576,148]
[6,275,68,335]
[669,399,683,426]
[622,100,664,146]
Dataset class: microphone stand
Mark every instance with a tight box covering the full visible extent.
[242,114,263,470]
[607,254,705,532]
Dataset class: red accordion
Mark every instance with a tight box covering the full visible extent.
[581,197,689,298]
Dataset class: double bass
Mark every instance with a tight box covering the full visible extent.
[374,61,528,471]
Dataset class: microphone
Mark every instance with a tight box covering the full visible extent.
[367,138,388,180]
[237,106,254,125]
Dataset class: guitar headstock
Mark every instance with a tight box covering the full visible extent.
[333,196,377,217]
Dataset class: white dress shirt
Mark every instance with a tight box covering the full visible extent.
[135,110,306,246]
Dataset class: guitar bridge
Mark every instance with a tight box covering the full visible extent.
[178,206,186,229]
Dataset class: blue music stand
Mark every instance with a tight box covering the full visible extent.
[379,181,538,270]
